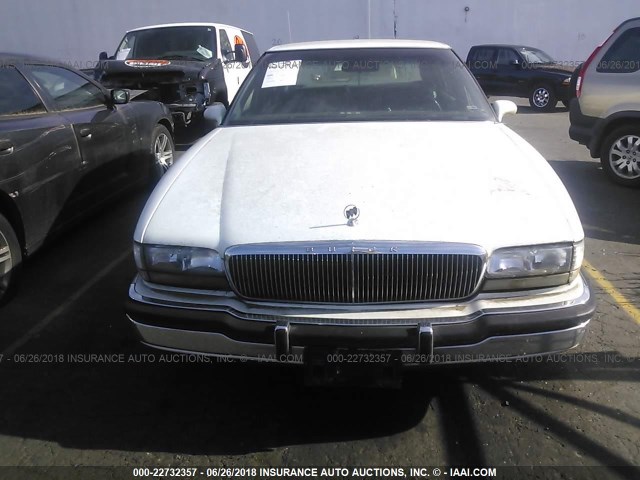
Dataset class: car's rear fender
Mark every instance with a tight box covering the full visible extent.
[590,111,640,157]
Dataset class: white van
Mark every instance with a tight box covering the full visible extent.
[95,23,260,126]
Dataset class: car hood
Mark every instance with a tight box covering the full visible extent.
[529,63,574,75]
[137,121,583,254]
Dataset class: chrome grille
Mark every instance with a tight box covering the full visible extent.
[226,243,485,304]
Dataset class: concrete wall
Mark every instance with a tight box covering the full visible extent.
[1,0,636,67]
[393,0,633,63]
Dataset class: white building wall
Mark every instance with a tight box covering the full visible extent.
[393,0,634,63]
[1,0,636,67]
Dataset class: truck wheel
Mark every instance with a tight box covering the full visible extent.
[529,85,556,112]
[600,126,640,187]
[0,213,22,306]
[150,124,175,180]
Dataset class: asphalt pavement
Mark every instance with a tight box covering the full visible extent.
[0,100,638,479]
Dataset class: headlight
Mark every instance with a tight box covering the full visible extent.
[134,243,230,290]
[483,242,583,291]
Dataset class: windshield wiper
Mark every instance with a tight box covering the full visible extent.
[156,54,203,61]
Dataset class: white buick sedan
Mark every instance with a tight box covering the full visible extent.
[127,40,595,367]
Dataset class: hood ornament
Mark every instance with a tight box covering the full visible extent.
[344,205,360,226]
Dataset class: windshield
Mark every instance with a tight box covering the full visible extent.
[225,48,495,126]
[115,26,217,61]
[519,47,555,64]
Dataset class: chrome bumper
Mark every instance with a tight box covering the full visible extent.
[126,274,595,365]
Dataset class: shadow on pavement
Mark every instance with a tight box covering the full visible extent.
[0,357,435,455]
[0,349,638,474]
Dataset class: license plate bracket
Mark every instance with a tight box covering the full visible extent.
[303,347,403,388]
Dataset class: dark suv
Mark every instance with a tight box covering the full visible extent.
[467,44,574,111]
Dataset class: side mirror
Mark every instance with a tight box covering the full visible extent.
[111,89,130,105]
[203,102,227,129]
[234,44,248,63]
[99,51,109,61]
[492,100,517,122]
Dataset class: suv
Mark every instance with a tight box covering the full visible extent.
[467,44,574,111]
[569,17,640,187]
[94,23,259,127]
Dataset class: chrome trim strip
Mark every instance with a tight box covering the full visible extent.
[431,320,589,363]
[418,324,434,357]
[128,273,592,327]
[225,241,487,256]
[274,322,290,356]
[131,318,590,365]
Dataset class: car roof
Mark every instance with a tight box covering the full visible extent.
[268,39,451,52]
[616,16,640,30]
[470,44,539,50]
[127,22,253,34]
[0,52,66,66]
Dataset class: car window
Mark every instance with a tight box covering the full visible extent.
[519,48,555,64]
[226,48,495,125]
[473,47,495,62]
[219,30,234,62]
[468,47,495,69]
[0,66,46,116]
[497,49,520,66]
[241,30,261,66]
[30,65,105,111]
[117,26,216,61]
[115,34,135,60]
[597,27,640,73]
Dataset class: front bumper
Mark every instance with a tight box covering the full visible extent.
[167,91,209,126]
[168,104,205,126]
[126,274,595,365]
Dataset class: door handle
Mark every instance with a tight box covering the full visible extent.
[0,141,14,156]
[79,128,92,139]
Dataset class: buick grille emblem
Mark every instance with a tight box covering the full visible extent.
[344,205,360,226]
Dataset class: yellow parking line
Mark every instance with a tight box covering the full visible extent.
[583,260,640,325]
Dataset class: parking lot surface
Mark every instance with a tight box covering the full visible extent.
[0,100,638,477]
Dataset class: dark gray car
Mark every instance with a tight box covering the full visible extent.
[0,53,175,304]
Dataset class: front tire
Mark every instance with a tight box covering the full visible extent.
[529,85,557,112]
[600,126,640,187]
[150,124,175,181]
[0,213,22,306]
